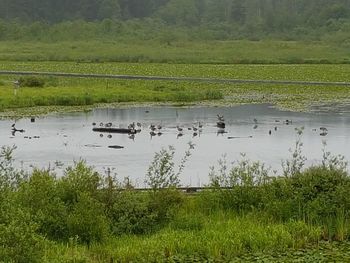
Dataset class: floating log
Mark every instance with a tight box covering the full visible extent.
[228,136,253,139]
[93,127,137,134]
[108,145,124,149]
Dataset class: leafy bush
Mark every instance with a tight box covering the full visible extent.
[0,195,45,263]
[59,161,101,205]
[19,76,45,87]
[67,193,109,245]
[107,191,157,235]
[290,166,350,221]
[209,154,271,212]
[149,189,185,224]
[0,145,26,192]
[146,144,193,190]
[18,169,68,240]
[262,165,350,240]
[282,127,307,177]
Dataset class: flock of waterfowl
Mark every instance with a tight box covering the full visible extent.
[92,113,330,143]
[7,113,329,148]
[92,114,230,140]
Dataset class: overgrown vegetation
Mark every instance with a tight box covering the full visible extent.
[0,40,349,64]
[0,62,350,116]
[18,76,45,88]
[1,133,350,261]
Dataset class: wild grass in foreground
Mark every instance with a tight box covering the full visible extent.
[1,135,350,262]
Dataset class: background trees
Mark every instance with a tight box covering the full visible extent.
[0,0,349,36]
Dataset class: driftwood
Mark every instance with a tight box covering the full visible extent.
[93,127,137,134]
[108,145,124,149]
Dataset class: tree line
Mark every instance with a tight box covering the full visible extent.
[0,0,350,41]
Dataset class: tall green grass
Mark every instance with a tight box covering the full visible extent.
[0,77,224,112]
[1,63,350,115]
[0,40,349,64]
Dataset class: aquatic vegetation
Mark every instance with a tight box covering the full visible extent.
[2,61,350,82]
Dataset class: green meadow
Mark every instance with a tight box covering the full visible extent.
[1,61,350,116]
[0,40,349,64]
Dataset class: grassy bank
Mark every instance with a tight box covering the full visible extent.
[1,62,350,116]
[0,40,349,64]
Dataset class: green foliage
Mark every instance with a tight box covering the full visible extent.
[67,193,109,245]
[18,169,68,240]
[149,189,184,224]
[59,160,101,205]
[2,139,350,260]
[282,127,307,177]
[19,76,45,88]
[290,167,350,220]
[1,1,350,43]
[209,154,270,212]
[0,145,26,192]
[0,195,45,263]
[0,148,45,262]
[322,140,348,171]
[0,212,44,263]
[209,153,270,187]
[146,143,193,189]
[169,210,204,231]
[107,191,157,235]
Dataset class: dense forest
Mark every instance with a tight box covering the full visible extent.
[0,0,350,41]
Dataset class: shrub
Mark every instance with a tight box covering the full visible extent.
[263,165,350,240]
[145,144,193,190]
[290,166,350,222]
[18,169,68,240]
[67,193,109,245]
[282,127,307,177]
[149,189,185,224]
[108,191,157,235]
[0,145,26,192]
[0,195,45,263]
[208,154,271,212]
[59,161,101,205]
[19,76,45,88]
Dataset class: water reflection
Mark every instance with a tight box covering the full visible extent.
[1,104,350,186]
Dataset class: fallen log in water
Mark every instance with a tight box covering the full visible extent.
[93,127,137,134]
[108,145,124,149]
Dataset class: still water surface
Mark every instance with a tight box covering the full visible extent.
[1,104,350,186]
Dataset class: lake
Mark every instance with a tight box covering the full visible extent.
[1,104,350,186]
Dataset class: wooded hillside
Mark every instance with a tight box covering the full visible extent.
[0,0,349,41]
